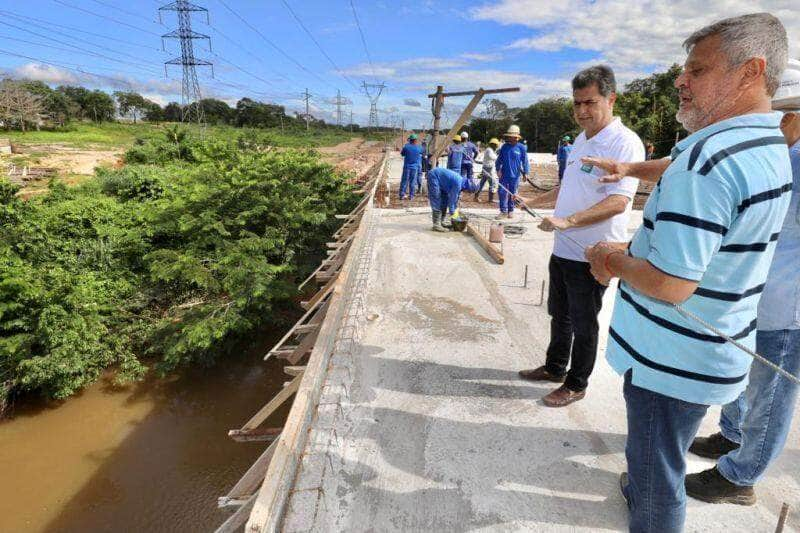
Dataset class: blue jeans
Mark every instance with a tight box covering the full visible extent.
[622,370,708,533]
[460,162,473,180]
[399,166,419,199]
[497,176,520,213]
[415,168,423,193]
[717,329,800,486]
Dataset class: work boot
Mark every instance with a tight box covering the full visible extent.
[489,190,495,203]
[442,212,453,228]
[542,385,586,407]
[495,212,507,220]
[473,192,480,203]
[685,466,756,506]
[506,212,515,220]
[431,211,447,232]
[689,432,740,459]
[518,365,566,383]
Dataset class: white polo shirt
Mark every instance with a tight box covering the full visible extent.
[553,117,644,261]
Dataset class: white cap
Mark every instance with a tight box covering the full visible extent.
[460,131,469,139]
[773,58,800,110]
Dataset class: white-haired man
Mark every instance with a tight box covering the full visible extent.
[584,13,791,532]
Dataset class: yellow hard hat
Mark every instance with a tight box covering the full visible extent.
[489,138,500,146]
[452,134,462,142]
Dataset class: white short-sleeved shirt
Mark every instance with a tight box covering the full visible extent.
[553,117,644,261]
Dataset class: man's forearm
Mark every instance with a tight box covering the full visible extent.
[567,194,629,228]
[626,158,671,183]
[607,253,697,304]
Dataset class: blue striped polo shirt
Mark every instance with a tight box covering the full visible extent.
[606,112,793,405]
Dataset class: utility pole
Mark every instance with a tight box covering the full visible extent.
[361,81,386,133]
[349,109,354,133]
[302,88,311,131]
[159,1,213,124]
[427,86,520,165]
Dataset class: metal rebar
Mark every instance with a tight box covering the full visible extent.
[775,502,790,533]
[540,280,545,306]
[524,265,529,288]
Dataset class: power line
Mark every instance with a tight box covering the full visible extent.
[204,23,292,84]
[0,47,137,89]
[52,0,162,37]
[0,34,162,78]
[0,10,165,53]
[279,0,359,91]
[88,0,164,27]
[0,16,161,66]
[215,0,337,90]
[0,20,162,76]
[349,0,376,79]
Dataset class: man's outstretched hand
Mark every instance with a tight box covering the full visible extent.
[581,156,630,183]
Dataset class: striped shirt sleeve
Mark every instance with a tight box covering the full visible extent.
[648,170,737,281]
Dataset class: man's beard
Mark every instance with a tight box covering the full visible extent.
[676,105,703,133]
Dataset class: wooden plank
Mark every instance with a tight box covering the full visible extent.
[219,439,280,507]
[228,427,283,443]
[215,493,256,533]
[466,222,504,264]
[286,326,320,365]
[235,372,304,434]
[300,276,337,310]
[283,366,306,377]
[265,297,330,360]
[293,324,319,334]
[246,152,388,533]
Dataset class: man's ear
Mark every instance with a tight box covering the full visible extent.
[608,92,617,107]
[740,57,767,91]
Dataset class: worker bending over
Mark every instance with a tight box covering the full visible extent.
[426,167,478,232]
[399,134,424,200]
[459,131,479,179]
[495,125,529,219]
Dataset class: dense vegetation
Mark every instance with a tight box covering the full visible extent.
[467,65,686,158]
[0,129,358,404]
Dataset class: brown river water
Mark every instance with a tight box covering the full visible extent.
[0,335,291,533]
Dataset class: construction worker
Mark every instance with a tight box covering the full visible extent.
[584,14,790,532]
[495,125,529,219]
[474,138,499,203]
[427,167,478,232]
[399,134,424,200]
[460,131,479,179]
[446,134,464,172]
[557,135,572,181]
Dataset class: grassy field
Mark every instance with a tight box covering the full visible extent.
[3,122,363,150]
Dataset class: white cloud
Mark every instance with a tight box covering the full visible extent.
[474,1,800,73]
[13,63,79,85]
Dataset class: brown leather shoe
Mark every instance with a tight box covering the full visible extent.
[518,365,566,383]
[542,385,586,407]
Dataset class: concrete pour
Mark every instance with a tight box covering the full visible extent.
[281,156,800,532]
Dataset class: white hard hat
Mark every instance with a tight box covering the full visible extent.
[773,59,800,110]
[460,131,469,139]
[504,124,521,138]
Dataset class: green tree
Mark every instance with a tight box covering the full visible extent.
[114,91,151,123]
[516,97,577,153]
[235,98,287,128]
[163,102,182,122]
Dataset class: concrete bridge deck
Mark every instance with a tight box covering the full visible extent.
[245,155,800,532]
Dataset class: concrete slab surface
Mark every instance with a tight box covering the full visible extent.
[281,156,800,532]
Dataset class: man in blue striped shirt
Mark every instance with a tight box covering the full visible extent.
[585,14,791,533]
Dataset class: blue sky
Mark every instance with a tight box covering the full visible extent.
[0,1,797,128]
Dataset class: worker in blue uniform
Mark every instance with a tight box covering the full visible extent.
[399,134,424,200]
[446,134,464,172]
[460,131,479,179]
[495,124,530,219]
[426,167,478,232]
[556,135,572,182]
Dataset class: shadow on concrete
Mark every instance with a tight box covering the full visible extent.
[326,407,628,532]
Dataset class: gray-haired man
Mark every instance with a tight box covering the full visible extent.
[584,13,790,532]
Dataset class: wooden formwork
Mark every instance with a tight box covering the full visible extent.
[215,152,388,533]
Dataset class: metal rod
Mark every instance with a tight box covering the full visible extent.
[775,502,790,533]
[540,280,545,306]
[496,180,800,387]
[524,265,529,288]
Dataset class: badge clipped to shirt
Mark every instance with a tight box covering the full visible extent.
[580,163,594,173]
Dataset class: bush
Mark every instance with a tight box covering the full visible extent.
[0,139,357,402]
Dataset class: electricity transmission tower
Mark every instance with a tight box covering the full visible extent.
[159,1,214,124]
[301,88,312,130]
[361,81,386,132]
[333,89,348,126]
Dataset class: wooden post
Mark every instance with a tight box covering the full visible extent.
[431,85,444,165]
[466,221,504,264]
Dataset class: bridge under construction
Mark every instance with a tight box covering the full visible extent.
[216,153,800,533]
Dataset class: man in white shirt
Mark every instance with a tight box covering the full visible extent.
[517,65,644,407]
